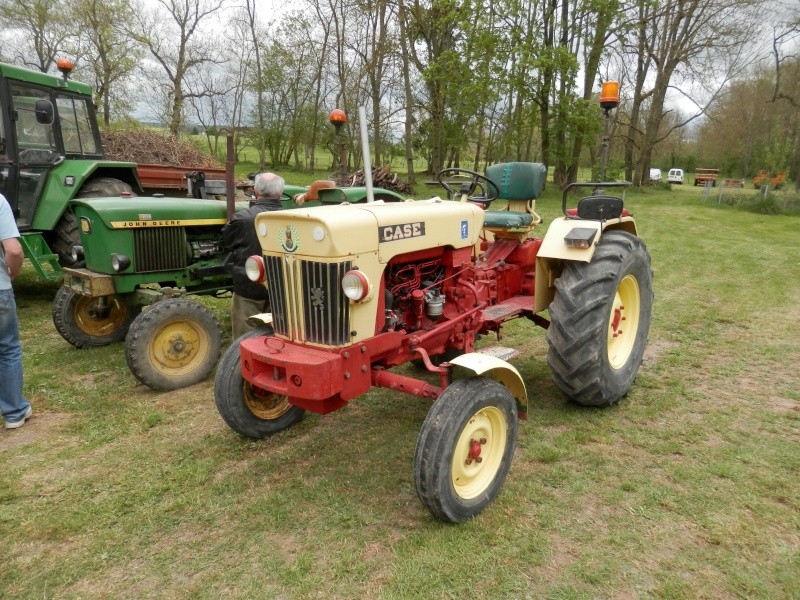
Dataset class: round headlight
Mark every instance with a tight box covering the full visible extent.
[342,270,369,301]
[111,253,131,272]
[245,255,266,282]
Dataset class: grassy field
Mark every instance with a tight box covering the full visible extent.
[1,183,798,599]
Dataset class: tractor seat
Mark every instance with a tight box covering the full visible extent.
[483,211,535,229]
[566,207,630,217]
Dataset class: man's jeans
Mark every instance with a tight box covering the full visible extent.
[0,288,30,423]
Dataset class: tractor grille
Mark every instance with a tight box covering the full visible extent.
[134,228,188,272]
[265,255,352,346]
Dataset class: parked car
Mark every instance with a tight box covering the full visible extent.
[667,168,684,184]
[649,168,662,181]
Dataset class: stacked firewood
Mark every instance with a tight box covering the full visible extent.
[101,130,222,168]
[335,165,414,194]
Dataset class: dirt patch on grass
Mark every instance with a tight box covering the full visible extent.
[643,339,679,364]
[0,411,72,453]
[766,397,800,414]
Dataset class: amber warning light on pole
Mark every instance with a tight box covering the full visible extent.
[599,81,620,110]
[56,58,74,80]
[329,109,347,127]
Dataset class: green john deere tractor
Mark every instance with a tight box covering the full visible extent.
[56,182,405,391]
[0,60,407,390]
[0,60,148,278]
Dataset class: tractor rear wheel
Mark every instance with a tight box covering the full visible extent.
[214,329,305,438]
[414,377,518,522]
[52,286,135,348]
[52,208,83,268]
[546,230,653,407]
[53,177,135,267]
[125,298,222,391]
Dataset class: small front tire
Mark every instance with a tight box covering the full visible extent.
[214,329,305,438]
[414,377,518,523]
[52,286,135,348]
[125,298,222,391]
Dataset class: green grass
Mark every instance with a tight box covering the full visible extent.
[2,184,799,599]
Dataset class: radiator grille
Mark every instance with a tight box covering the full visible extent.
[265,255,288,335]
[265,255,352,346]
[134,228,188,272]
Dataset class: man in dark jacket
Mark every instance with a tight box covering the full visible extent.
[222,172,285,339]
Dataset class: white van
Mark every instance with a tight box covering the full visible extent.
[667,168,684,184]
[649,168,662,181]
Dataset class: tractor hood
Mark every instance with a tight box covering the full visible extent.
[253,198,485,261]
[71,196,249,230]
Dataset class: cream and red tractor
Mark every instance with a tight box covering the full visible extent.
[213,157,653,522]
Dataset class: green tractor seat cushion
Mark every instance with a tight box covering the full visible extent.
[485,162,547,200]
[483,211,535,229]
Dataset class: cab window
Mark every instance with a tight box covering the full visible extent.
[10,83,57,157]
[56,95,101,156]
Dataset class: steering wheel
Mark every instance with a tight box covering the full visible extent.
[436,168,499,206]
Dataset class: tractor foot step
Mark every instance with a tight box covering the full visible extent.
[476,346,520,362]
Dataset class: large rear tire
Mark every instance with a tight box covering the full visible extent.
[52,286,135,348]
[125,298,222,391]
[214,329,305,438]
[546,230,653,407]
[53,177,135,267]
[52,208,83,268]
[414,377,518,523]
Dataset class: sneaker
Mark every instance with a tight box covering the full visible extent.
[4,406,33,430]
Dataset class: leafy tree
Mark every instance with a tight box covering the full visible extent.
[69,0,142,125]
[0,0,73,72]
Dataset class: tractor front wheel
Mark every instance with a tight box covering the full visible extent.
[546,230,653,407]
[52,286,135,348]
[125,298,222,391]
[414,377,518,522]
[214,329,305,438]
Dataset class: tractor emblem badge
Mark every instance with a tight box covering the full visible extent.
[279,224,300,252]
[310,287,325,309]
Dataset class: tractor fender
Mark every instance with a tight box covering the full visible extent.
[538,217,601,262]
[448,353,527,412]
[538,217,638,262]
[533,217,639,314]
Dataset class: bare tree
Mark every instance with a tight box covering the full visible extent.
[621,0,762,185]
[396,0,417,182]
[769,6,800,189]
[128,0,225,134]
[347,0,397,167]
[240,0,267,169]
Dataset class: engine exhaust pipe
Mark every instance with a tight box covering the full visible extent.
[358,106,374,202]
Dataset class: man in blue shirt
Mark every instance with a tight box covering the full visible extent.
[0,193,32,429]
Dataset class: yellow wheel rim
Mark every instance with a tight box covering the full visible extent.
[608,274,641,369]
[74,296,128,337]
[148,319,209,376]
[451,406,507,500]
[243,384,292,421]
